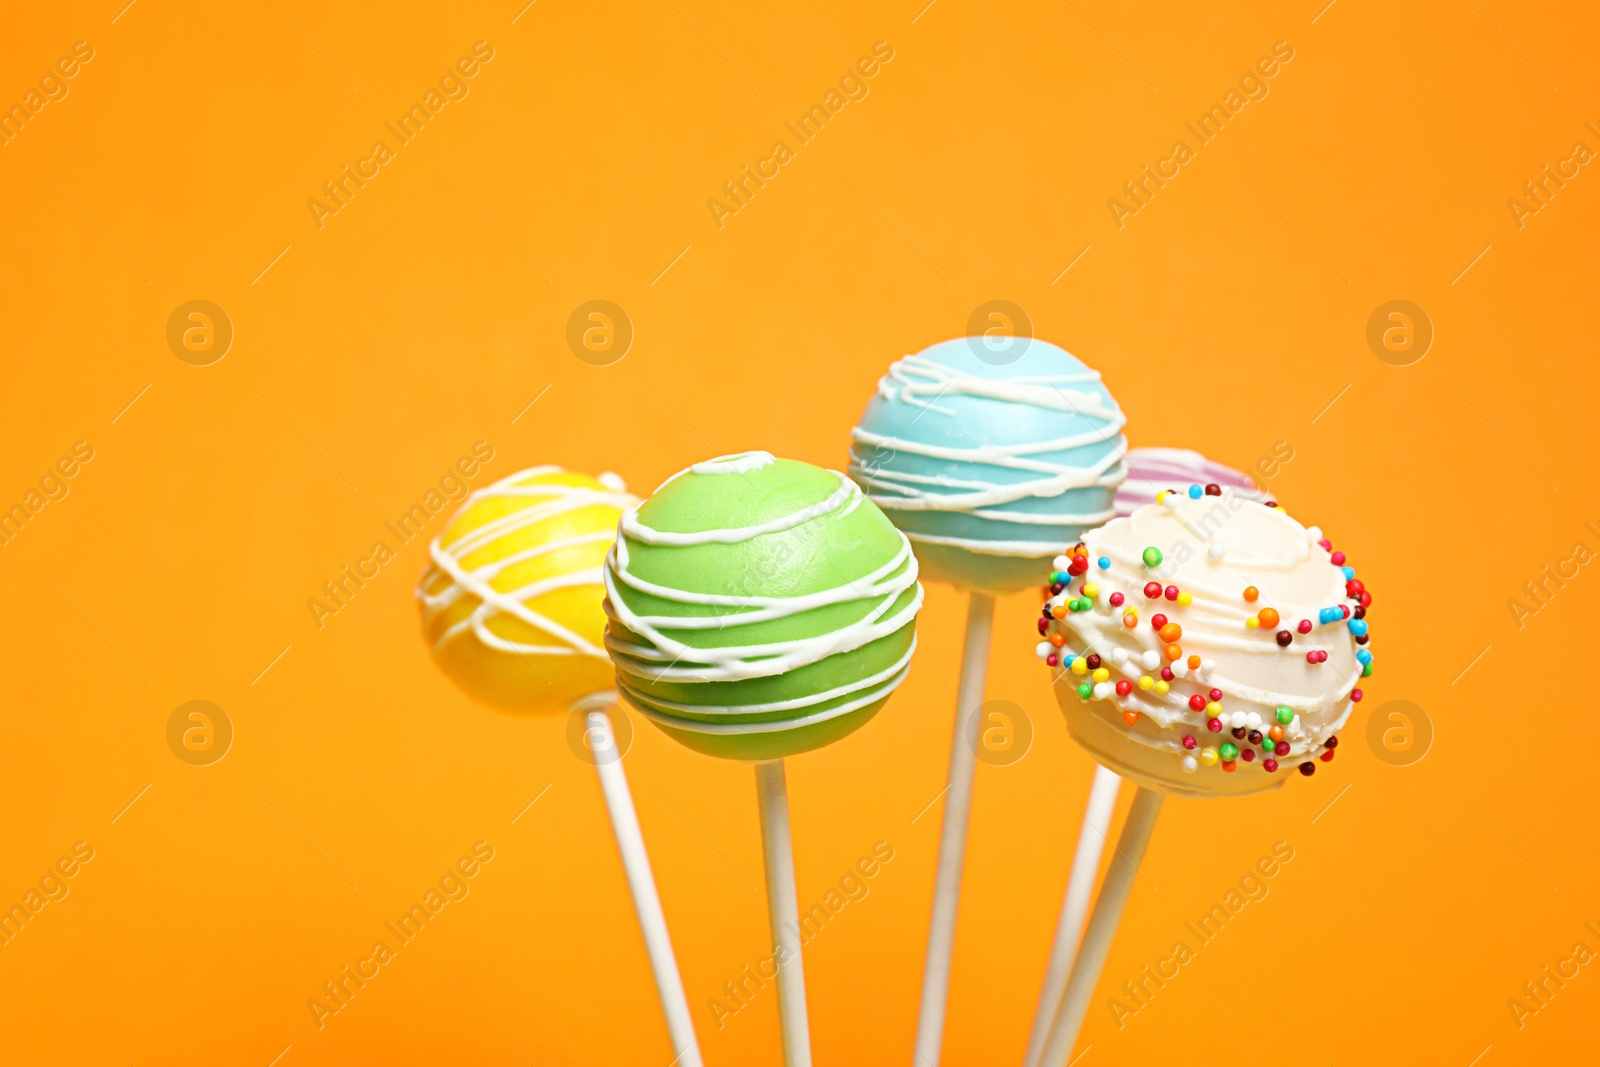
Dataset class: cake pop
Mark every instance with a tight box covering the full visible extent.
[850,338,1127,594]
[420,467,634,711]
[1037,488,1372,1066]
[604,450,923,1067]
[418,465,703,1067]
[604,451,922,763]
[849,337,1127,1067]
[1022,449,1274,1067]
[1046,490,1362,795]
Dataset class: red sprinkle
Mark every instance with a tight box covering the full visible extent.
[1144,582,1162,599]
[1164,585,1179,601]
[1109,592,1125,607]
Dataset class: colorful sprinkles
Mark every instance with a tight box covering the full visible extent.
[1033,485,1373,783]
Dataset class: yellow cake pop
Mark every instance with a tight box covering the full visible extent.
[418,466,637,714]
[415,463,705,1066]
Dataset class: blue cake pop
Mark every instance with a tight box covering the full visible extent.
[849,338,1128,593]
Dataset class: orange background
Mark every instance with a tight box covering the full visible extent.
[1,1,1595,1064]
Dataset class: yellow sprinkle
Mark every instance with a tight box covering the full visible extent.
[1205,701,1221,717]
[1198,747,1219,766]
[1177,592,1193,607]
[1082,583,1099,598]
[1156,490,1169,504]
[1138,675,1154,691]
[1071,657,1088,675]
[1246,616,1260,629]
[1092,667,1110,683]
[1153,680,1170,696]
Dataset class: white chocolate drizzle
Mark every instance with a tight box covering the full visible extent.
[604,460,923,736]
[419,467,637,660]
[849,354,1128,556]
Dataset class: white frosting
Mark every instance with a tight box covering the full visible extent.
[688,450,774,476]
[849,354,1128,555]
[1054,492,1361,787]
[604,463,923,736]
[420,467,637,660]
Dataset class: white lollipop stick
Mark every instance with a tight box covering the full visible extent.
[1020,764,1121,1067]
[583,702,704,1067]
[1038,786,1164,1067]
[755,759,811,1067]
[912,591,995,1066]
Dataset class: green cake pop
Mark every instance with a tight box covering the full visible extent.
[603,451,924,762]
[605,451,925,1065]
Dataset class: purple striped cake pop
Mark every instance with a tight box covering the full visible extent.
[1115,448,1269,518]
